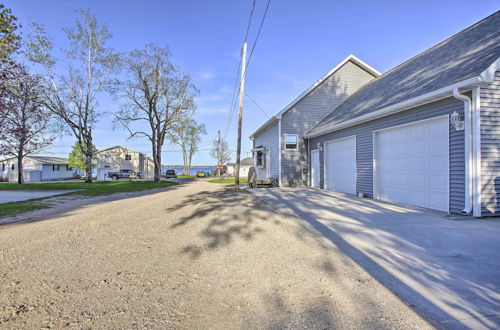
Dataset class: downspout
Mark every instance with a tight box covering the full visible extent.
[278,119,282,187]
[471,87,482,217]
[452,88,472,215]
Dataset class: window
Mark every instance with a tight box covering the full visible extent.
[256,150,265,167]
[11,164,15,170]
[285,134,298,150]
[125,154,132,160]
[66,165,72,171]
[2,164,4,171]
[52,164,60,171]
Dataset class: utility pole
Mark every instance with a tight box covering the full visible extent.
[235,42,247,190]
[217,130,221,177]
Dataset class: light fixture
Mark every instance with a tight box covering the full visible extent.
[450,111,464,131]
[317,142,323,151]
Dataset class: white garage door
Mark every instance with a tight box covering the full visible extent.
[325,136,356,194]
[374,116,449,211]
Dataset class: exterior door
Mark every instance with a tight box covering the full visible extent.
[325,136,356,194]
[311,150,320,188]
[374,116,449,211]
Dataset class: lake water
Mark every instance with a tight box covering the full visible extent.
[162,166,218,176]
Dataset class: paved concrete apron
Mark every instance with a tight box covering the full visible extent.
[247,187,500,329]
[0,190,77,204]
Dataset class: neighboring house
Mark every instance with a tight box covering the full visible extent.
[0,156,79,182]
[226,157,253,177]
[304,11,499,217]
[250,55,380,186]
[96,146,155,180]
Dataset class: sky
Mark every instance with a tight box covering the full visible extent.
[4,0,499,165]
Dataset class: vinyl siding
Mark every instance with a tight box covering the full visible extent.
[253,121,279,179]
[480,71,500,216]
[309,96,466,214]
[280,60,377,186]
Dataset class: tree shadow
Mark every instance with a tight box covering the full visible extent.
[167,186,268,258]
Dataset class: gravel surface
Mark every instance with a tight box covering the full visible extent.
[0,181,432,329]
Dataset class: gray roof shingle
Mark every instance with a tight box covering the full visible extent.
[308,11,500,136]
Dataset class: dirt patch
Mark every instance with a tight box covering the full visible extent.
[0,181,431,328]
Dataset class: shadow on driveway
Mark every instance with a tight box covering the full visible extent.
[247,187,500,329]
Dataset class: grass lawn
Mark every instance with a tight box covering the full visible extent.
[208,178,248,184]
[0,181,178,218]
[178,175,196,178]
[0,201,49,218]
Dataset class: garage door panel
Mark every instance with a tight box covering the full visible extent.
[326,137,356,195]
[375,117,449,211]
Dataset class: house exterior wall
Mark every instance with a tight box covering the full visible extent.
[309,96,466,214]
[41,164,75,181]
[0,158,74,182]
[96,147,142,180]
[252,122,279,180]
[280,60,377,186]
[480,70,500,216]
[96,147,155,180]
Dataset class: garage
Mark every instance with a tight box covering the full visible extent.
[325,136,356,194]
[374,116,449,211]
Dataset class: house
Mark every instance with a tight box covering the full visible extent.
[250,55,380,187]
[96,146,155,180]
[303,11,499,217]
[226,157,253,177]
[0,156,79,182]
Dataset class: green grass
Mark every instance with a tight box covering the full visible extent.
[0,181,178,218]
[0,181,178,197]
[0,200,49,218]
[178,175,196,178]
[207,178,248,184]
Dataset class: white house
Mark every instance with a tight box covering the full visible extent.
[0,156,79,182]
[96,146,155,180]
[226,157,253,178]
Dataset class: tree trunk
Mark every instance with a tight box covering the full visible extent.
[85,152,93,183]
[153,141,162,182]
[17,154,24,184]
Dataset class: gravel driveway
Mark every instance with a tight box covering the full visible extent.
[0,181,431,329]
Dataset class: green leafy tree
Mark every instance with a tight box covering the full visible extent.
[0,4,21,60]
[68,142,97,173]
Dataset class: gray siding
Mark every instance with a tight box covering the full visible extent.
[480,71,500,216]
[309,96,466,214]
[281,60,377,186]
[253,121,279,179]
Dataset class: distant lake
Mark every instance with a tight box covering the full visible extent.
[162,166,218,176]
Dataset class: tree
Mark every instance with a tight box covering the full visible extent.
[114,44,196,182]
[68,141,97,173]
[0,4,21,131]
[0,63,55,184]
[210,134,231,177]
[26,10,119,183]
[167,118,206,175]
[0,4,21,60]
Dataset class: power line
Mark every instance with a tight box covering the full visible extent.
[225,0,272,138]
[245,92,270,118]
[224,0,257,140]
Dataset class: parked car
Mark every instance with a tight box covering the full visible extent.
[196,171,205,178]
[164,170,177,178]
[107,169,142,180]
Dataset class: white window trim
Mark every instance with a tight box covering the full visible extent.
[284,134,299,150]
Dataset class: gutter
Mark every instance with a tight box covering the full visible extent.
[304,76,483,139]
[471,88,482,217]
[452,88,473,215]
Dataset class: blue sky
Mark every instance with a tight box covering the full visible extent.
[5,0,499,165]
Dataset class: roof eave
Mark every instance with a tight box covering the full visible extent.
[249,116,279,139]
[304,75,485,139]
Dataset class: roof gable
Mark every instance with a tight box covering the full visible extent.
[250,55,379,138]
